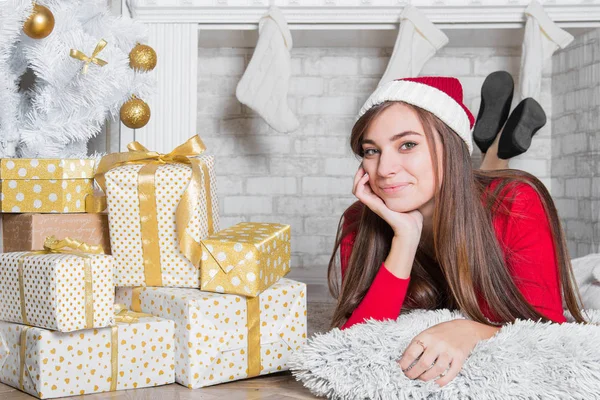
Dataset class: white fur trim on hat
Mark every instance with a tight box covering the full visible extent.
[358,80,474,155]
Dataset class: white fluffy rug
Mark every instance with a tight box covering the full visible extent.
[290,309,600,400]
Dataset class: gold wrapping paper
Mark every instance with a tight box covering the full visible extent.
[0,316,174,399]
[115,278,307,389]
[200,222,291,297]
[95,135,219,287]
[0,238,114,332]
[0,158,94,213]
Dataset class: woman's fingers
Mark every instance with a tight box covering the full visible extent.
[435,358,464,387]
[418,352,452,382]
[403,347,439,380]
[351,166,365,195]
[398,341,424,372]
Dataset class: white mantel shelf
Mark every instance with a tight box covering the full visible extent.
[128,1,600,29]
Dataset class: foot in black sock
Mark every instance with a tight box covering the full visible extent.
[497,98,547,160]
[472,71,514,154]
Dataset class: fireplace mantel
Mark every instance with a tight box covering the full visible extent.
[127,0,600,29]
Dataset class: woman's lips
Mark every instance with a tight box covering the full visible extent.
[380,183,410,194]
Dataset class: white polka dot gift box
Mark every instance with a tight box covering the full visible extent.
[0,237,114,332]
[0,315,175,399]
[0,158,95,213]
[94,135,220,288]
[200,222,291,297]
[115,278,307,389]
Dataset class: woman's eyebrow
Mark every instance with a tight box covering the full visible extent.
[361,131,422,145]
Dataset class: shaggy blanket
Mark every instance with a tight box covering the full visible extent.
[289,309,600,400]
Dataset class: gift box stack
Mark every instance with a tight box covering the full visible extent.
[0,135,308,398]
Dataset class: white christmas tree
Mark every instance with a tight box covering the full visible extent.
[0,0,155,158]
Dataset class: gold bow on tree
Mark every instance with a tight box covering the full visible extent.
[70,39,108,74]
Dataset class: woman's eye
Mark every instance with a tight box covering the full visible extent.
[363,148,379,156]
[400,142,417,150]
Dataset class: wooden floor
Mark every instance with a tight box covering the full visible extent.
[0,371,319,400]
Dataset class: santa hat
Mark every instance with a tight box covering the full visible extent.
[358,76,475,155]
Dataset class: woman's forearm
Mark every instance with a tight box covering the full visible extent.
[384,235,419,279]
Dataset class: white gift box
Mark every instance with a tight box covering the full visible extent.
[115,278,307,388]
[0,316,175,399]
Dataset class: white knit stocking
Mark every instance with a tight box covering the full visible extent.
[379,6,448,87]
[236,6,299,133]
[518,0,573,101]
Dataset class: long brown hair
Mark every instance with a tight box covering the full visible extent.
[328,101,586,328]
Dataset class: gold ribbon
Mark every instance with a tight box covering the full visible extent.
[114,304,153,324]
[110,326,118,392]
[70,39,108,74]
[19,326,31,391]
[131,287,143,313]
[88,135,215,286]
[246,296,262,377]
[17,236,104,329]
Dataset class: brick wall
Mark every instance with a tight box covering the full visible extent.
[197,45,555,283]
[551,28,600,258]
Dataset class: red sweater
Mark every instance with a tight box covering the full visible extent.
[339,180,566,329]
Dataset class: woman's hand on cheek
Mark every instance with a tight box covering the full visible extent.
[397,320,500,387]
[352,165,423,241]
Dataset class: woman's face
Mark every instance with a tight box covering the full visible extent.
[360,103,442,214]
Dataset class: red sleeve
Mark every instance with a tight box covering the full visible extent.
[493,182,566,323]
[339,205,411,330]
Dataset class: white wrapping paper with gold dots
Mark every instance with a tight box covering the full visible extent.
[0,158,94,213]
[0,252,114,332]
[0,317,175,399]
[115,278,307,388]
[105,156,219,288]
[200,222,291,297]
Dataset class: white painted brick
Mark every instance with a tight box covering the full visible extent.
[421,57,471,76]
[507,158,547,178]
[218,216,247,230]
[208,136,292,156]
[328,77,379,95]
[550,178,565,197]
[269,157,322,175]
[579,200,592,219]
[197,56,246,76]
[324,157,361,176]
[220,117,271,135]
[554,199,579,219]
[565,178,592,198]
[577,243,592,258]
[294,235,335,255]
[197,96,242,116]
[333,197,358,214]
[473,56,520,76]
[197,77,239,96]
[305,216,343,237]
[246,177,297,195]
[566,220,593,241]
[567,240,577,259]
[215,175,244,195]
[223,196,272,214]
[289,77,324,96]
[359,57,388,75]
[593,177,600,198]
[275,196,334,215]
[561,133,588,155]
[551,157,576,176]
[304,56,359,76]
[524,137,551,158]
[300,96,357,116]
[215,156,268,175]
[291,57,302,75]
[302,177,352,195]
[294,137,351,156]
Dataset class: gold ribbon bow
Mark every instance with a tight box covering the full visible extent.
[17,236,104,329]
[88,135,215,286]
[70,39,109,74]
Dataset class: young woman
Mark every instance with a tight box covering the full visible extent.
[327,76,586,387]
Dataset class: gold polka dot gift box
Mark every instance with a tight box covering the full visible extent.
[115,278,307,388]
[0,315,175,399]
[0,237,114,332]
[94,135,220,288]
[0,158,95,213]
[200,222,291,297]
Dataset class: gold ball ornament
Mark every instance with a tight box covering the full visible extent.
[120,97,151,129]
[23,4,55,39]
[129,43,157,72]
